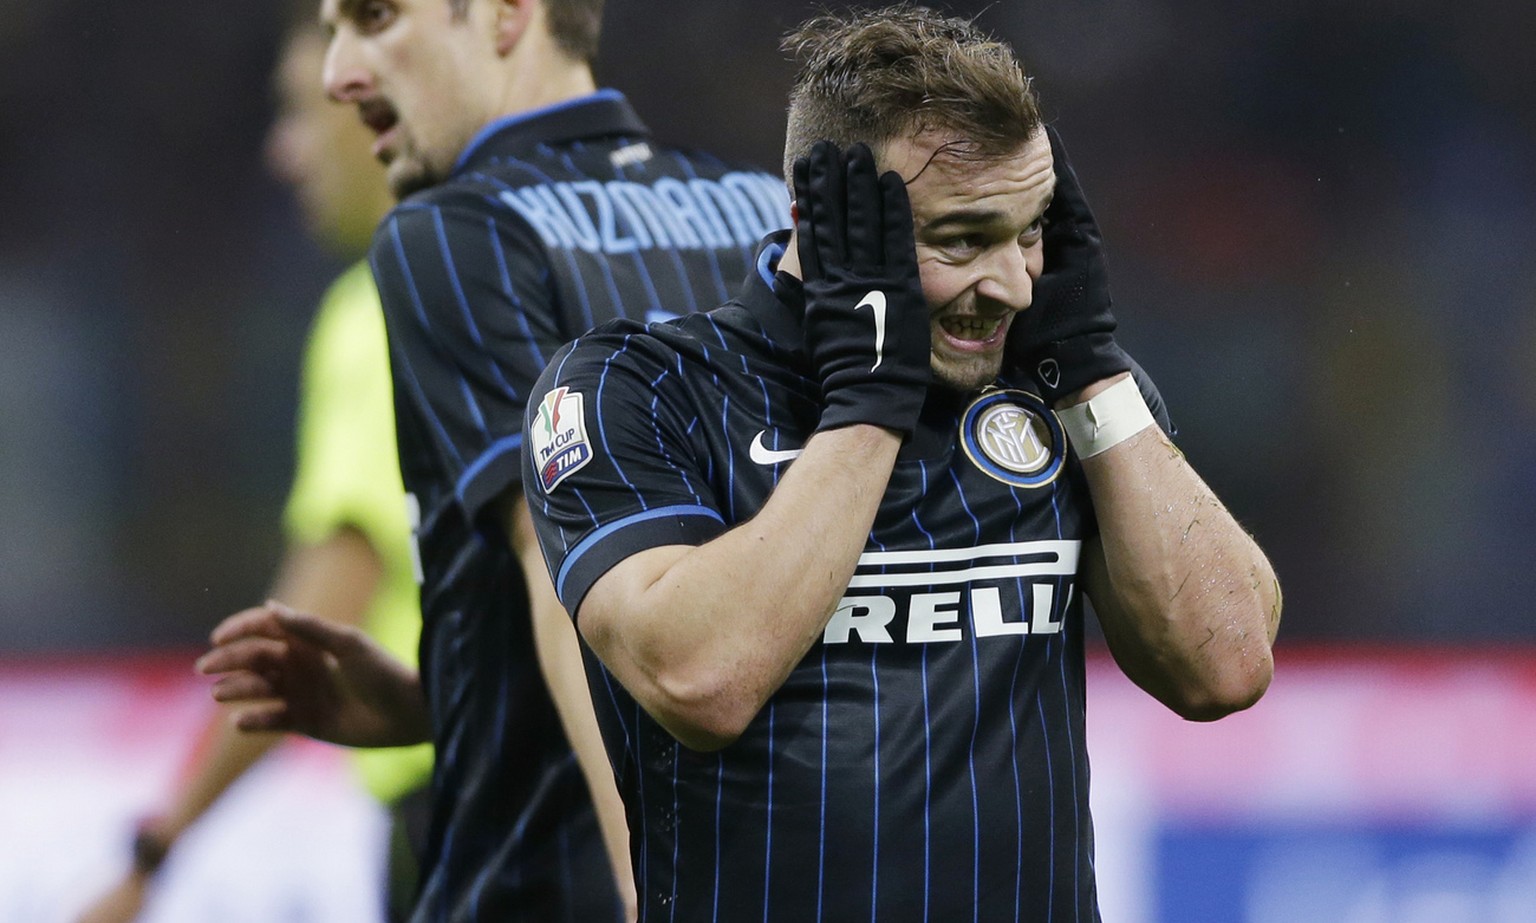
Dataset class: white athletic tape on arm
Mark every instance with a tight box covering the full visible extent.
[1055,375,1156,458]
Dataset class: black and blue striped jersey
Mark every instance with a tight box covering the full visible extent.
[370,91,788,923]
[523,233,1169,922]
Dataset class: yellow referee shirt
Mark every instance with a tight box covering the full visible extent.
[282,261,433,804]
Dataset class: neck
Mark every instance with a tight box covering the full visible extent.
[499,60,597,117]
[777,232,804,280]
[490,24,598,121]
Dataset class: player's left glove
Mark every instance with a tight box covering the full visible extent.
[1006,125,1132,405]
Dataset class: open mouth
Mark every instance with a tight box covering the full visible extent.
[939,314,1010,348]
[358,99,400,158]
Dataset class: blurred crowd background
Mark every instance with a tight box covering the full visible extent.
[2,0,1533,652]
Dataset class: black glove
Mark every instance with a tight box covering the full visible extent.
[794,140,931,437]
[1007,125,1132,404]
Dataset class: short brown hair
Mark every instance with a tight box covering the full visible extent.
[448,0,603,63]
[781,4,1041,179]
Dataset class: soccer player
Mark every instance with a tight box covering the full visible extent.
[196,0,787,920]
[75,16,431,923]
[521,6,1281,920]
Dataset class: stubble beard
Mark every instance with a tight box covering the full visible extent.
[385,153,441,199]
[930,350,1006,394]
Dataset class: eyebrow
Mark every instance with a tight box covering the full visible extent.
[922,198,1052,234]
[922,209,1009,232]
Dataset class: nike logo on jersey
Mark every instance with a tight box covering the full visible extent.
[748,431,803,465]
[856,290,887,371]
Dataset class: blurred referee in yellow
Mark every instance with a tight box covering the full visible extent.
[76,8,431,922]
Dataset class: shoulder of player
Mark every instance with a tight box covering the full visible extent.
[643,148,788,207]
[374,148,781,246]
[557,317,679,372]
[382,178,523,228]
[548,309,738,387]
[647,141,768,173]
[369,183,543,261]
[306,264,378,352]
[465,136,770,187]
[312,262,375,320]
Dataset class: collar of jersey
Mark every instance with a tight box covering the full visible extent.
[736,230,808,353]
[451,89,649,175]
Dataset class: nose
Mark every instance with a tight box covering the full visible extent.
[323,30,370,103]
[974,241,1040,313]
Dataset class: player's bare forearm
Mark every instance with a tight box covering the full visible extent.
[267,528,385,632]
[1075,382,1279,720]
[160,717,283,840]
[507,498,638,919]
[577,423,901,751]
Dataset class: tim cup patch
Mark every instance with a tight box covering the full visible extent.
[532,387,593,493]
[960,388,1066,488]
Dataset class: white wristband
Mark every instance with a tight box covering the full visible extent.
[1054,375,1155,458]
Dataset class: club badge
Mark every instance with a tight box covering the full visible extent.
[532,386,592,493]
[960,389,1065,488]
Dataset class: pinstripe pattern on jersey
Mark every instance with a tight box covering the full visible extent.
[375,93,785,923]
[524,235,1170,921]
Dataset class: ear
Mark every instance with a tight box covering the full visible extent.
[493,0,535,57]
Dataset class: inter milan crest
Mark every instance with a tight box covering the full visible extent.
[960,388,1066,488]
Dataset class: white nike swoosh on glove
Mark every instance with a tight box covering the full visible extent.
[855,290,887,372]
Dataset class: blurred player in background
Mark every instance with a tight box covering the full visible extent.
[195,0,787,920]
[76,12,432,923]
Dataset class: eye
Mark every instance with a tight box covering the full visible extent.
[1020,218,1044,245]
[937,234,985,259]
[357,0,397,33]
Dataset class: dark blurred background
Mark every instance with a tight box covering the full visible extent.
[2,0,1533,652]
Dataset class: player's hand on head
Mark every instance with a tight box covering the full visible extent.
[794,140,931,437]
[1005,125,1132,405]
[197,601,428,748]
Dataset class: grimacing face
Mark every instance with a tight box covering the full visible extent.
[320,0,500,198]
[882,128,1054,392]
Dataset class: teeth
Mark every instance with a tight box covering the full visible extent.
[942,316,1002,340]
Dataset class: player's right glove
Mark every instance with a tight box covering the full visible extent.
[794,140,931,437]
[1005,125,1132,405]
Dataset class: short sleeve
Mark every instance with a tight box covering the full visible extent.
[522,331,727,616]
[282,263,411,575]
[370,198,569,523]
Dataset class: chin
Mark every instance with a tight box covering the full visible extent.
[386,159,436,199]
[931,353,1005,393]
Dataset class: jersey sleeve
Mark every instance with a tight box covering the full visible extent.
[370,197,570,523]
[282,264,411,573]
[521,332,727,616]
